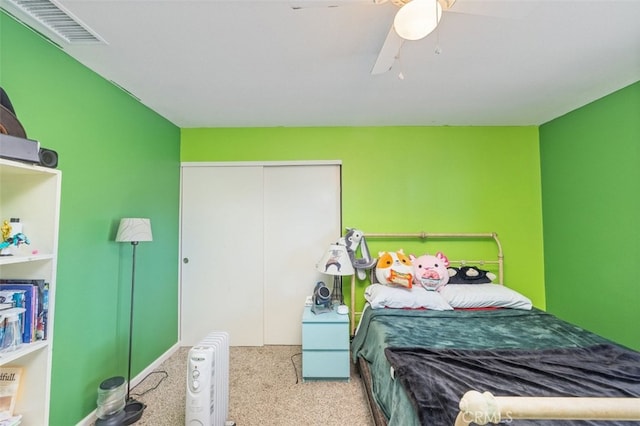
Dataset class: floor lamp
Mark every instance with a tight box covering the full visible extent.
[115,218,153,425]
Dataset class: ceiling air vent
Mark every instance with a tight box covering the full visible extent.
[1,0,104,44]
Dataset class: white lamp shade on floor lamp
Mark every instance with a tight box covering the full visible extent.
[116,218,153,243]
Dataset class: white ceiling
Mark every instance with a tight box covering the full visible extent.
[5,0,640,128]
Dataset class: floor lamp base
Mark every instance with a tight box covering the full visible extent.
[94,399,145,426]
[95,410,126,426]
[122,399,145,425]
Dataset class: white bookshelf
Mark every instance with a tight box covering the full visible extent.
[0,158,61,425]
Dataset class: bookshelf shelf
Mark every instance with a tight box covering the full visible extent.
[0,340,49,365]
[0,254,55,266]
[0,157,60,425]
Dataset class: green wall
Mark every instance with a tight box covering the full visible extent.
[540,81,640,351]
[182,126,545,312]
[1,12,181,424]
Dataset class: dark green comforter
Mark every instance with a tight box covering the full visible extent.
[351,307,636,426]
[386,344,640,425]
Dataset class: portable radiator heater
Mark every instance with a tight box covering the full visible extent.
[186,331,232,426]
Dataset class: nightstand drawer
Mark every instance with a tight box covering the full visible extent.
[302,350,350,380]
[302,323,349,350]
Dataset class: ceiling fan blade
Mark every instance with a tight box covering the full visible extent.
[371,26,404,75]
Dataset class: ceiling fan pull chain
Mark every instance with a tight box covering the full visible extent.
[433,11,442,55]
[397,42,406,80]
[435,24,442,55]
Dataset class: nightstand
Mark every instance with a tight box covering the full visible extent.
[301,305,350,381]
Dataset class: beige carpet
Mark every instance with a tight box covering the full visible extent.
[130,345,373,426]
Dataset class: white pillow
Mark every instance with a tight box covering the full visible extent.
[439,284,532,310]
[365,284,453,310]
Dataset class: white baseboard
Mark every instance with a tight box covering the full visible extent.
[76,342,182,426]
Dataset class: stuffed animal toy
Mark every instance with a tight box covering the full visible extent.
[447,266,497,284]
[410,252,450,291]
[342,228,376,280]
[375,249,413,288]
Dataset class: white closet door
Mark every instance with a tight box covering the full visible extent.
[180,166,265,346]
[263,165,341,345]
[180,162,341,347]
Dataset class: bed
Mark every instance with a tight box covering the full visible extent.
[348,232,640,425]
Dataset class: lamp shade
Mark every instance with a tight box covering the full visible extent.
[394,0,442,41]
[116,218,153,243]
[316,244,355,276]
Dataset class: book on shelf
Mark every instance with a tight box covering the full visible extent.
[0,367,22,421]
[0,279,48,343]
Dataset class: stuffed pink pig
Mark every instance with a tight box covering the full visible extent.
[409,252,450,291]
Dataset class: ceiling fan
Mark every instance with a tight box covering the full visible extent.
[371,0,457,75]
[291,0,528,75]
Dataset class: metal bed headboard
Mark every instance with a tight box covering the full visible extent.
[349,232,503,335]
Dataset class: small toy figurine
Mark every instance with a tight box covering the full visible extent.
[1,220,11,241]
[0,232,30,255]
[0,220,12,256]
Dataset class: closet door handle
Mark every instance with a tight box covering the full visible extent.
[183,257,189,264]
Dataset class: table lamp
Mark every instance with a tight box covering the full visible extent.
[315,243,354,306]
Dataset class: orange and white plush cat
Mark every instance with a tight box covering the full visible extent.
[375,249,414,288]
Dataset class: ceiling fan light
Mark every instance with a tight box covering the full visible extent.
[394,0,443,41]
